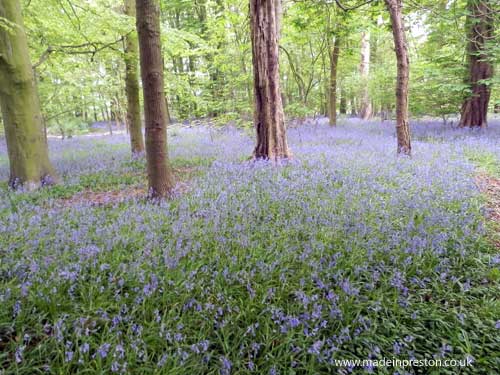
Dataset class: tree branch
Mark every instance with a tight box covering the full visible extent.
[32,36,128,70]
[334,0,375,11]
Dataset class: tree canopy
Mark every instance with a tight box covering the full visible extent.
[0,0,496,139]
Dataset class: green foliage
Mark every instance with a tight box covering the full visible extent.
[10,0,499,125]
[47,117,90,138]
[466,150,500,178]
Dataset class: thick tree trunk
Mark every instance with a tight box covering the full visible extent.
[329,36,341,126]
[459,0,494,128]
[124,0,145,154]
[0,0,57,189]
[250,0,291,160]
[359,31,372,120]
[136,0,174,198]
[385,0,411,155]
[274,0,282,38]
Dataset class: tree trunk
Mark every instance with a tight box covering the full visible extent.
[0,0,57,189]
[350,96,357,116]
[329,36,341,126]
[459,0,494,128]
[113,95,125,130]
[165,95,171,124]
[385,0,411,155]
[250,0,291,160]
[205,0,225,118]
[124,0,145,154]
[359,31,372,120]
[339,86,347,115]
[136,0,174,198]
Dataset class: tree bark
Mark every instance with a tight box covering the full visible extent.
[350,96,357,116]
[0,0,57,189]
[124,0,145,154]
[385,0,411,155]
[359,31,372,120]
[136,0,174,198]
[329,36,341,126]
[205,0,225,117]
[250,0,291,160]
[459,0,494,128]
[339,86,347,114]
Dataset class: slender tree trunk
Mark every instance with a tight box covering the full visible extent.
[124,0,145,154]
[459,0,494,128]
[339,86,347,114]
[329,36,341,126]
[164,95,171,124]
[385,0,411,155]
[250,0,291,160]
[0,0,57,189]
[136,0,174,198]
[321,46,328,116]
[350,96,357,116]
[82,97,88,122]
[359,31,372,120]
[204,0,225,117]
[113,96,124,130]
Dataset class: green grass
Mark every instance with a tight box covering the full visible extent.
[466,150,500,177]
[0,155,213,212]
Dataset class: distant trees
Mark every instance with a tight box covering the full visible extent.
[0,0,57,189]
[250,0,291,160]
[385,0,411,155]
[124,0,145,154]
[136,0,174,198]
[459,0,495,128]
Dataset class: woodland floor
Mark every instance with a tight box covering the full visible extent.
[0,118,499,374]
[476,173,500,249]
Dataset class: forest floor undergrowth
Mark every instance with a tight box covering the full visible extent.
[0,118,499,374]
[475,173,500,250]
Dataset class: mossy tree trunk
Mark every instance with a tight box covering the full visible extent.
[385,0,411,155]
[0,0,57,189]
[124,0,145,154]
[136,0,174,199]
[250,0,291,160]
